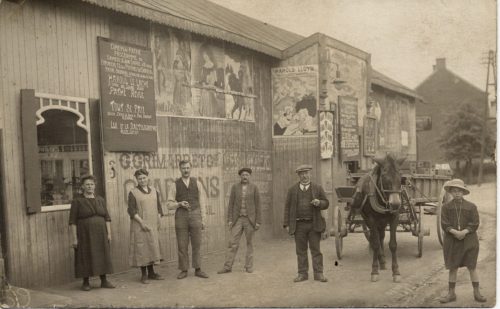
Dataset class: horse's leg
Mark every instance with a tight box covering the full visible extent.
[389,214,400,282]
[368,221,381,282]
[378,224,386,270]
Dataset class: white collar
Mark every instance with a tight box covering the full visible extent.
[182,177,190,187]
[300,183,310,191]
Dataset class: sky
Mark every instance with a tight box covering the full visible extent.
[210,0,496,90]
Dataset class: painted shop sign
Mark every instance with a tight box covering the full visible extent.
[271,65,319,137]
[338,96,360,161]
[98,37,158,152]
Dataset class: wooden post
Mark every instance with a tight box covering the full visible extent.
[477,50,494,186]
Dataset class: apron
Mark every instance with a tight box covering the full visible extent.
[129,187,162,267]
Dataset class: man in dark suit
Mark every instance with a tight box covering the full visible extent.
[283,164,329,283]
[218,167,261,274]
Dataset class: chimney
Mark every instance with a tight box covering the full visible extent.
[433,58,446,71]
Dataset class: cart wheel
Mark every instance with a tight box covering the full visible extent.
[436,205,444,247]
[436,186,451,247]
[417,234,424,258]
[335,208,343,260]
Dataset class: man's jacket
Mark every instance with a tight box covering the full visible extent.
[283,182,329,235]
[227,182,261,228]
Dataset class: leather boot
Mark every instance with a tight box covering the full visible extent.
[439,291,456,303]
[474,288,487,302]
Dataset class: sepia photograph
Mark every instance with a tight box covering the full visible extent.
[0,0,496,307]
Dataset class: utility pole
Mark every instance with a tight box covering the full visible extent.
[477,50,496,186]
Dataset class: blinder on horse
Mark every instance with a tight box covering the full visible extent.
[368,171,402,214]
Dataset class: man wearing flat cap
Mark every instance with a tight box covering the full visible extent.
[283,164,329,283]
[218,167,261,274]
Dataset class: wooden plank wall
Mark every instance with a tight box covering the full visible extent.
[0,0,110,287]
[369,87,417,160]
[271,45,323,236]
[0,0,274,287]
[272,137,320,236]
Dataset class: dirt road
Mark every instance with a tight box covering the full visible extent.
[28,183,495,307]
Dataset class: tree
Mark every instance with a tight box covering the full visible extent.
[439,102,495,183]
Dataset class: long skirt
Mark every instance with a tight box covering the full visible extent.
[75,216,113,278]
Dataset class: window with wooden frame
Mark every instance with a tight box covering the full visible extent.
[21,90,94,213]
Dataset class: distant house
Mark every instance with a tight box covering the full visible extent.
[415,58,490,164]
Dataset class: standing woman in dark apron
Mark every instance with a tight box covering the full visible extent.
[69,174,114,291]
[439,179,486,303]
[128,168,164,284]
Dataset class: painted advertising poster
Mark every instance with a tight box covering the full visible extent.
[271,65,319,137]
[191,40,225,118]
[319,111,335,159]
[363,115,377,156]
[224,46,255,121]
[338,96,360,161]
[152,28,192,116]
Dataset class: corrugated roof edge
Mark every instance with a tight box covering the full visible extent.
[282,33,371,61]
[372,70,423,101]
[80,0,285,58]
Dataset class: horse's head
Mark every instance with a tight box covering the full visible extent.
[373,153,406,212]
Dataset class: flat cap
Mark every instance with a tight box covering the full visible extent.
[295,164,313,173]
[238,167,252,175]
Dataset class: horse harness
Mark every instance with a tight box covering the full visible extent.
[357,170,401,215]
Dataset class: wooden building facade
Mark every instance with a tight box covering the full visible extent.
[0,0,417,288]
[0,0,286,287]
[370,70,420,161]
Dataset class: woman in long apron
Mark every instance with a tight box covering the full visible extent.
[128,168,164,284]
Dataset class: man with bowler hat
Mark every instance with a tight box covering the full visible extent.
[218,167,261,274]
[283,164,329,282]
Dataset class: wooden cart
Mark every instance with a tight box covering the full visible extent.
[333,172,450,259]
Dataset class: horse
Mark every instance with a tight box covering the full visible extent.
[351,153,406,282]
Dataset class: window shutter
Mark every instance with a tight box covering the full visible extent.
[89,100,105,197]
[20,89,42,214]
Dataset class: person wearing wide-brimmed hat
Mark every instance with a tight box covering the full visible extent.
[217,167,261,274]
[439,179,486,303]
[283,164,329,283]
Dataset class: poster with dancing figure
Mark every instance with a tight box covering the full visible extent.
[271,65,319,137]
[224,47,255,121]
[191,40,225,118]
[152,27,193,116]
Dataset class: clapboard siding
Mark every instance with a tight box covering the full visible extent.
[0,0,275,287]
[0,0,111,287]
[272,137,320,236]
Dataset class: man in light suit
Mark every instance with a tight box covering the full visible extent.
[218,167,261,274]
[283,164,329,283]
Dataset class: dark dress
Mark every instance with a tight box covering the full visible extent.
[69,195,113,278]
[441,198,480,269]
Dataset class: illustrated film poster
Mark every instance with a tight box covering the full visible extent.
[271,65,319,137]
[152,27,193,116]
[224,46,255,121]
[191,39,226,118]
